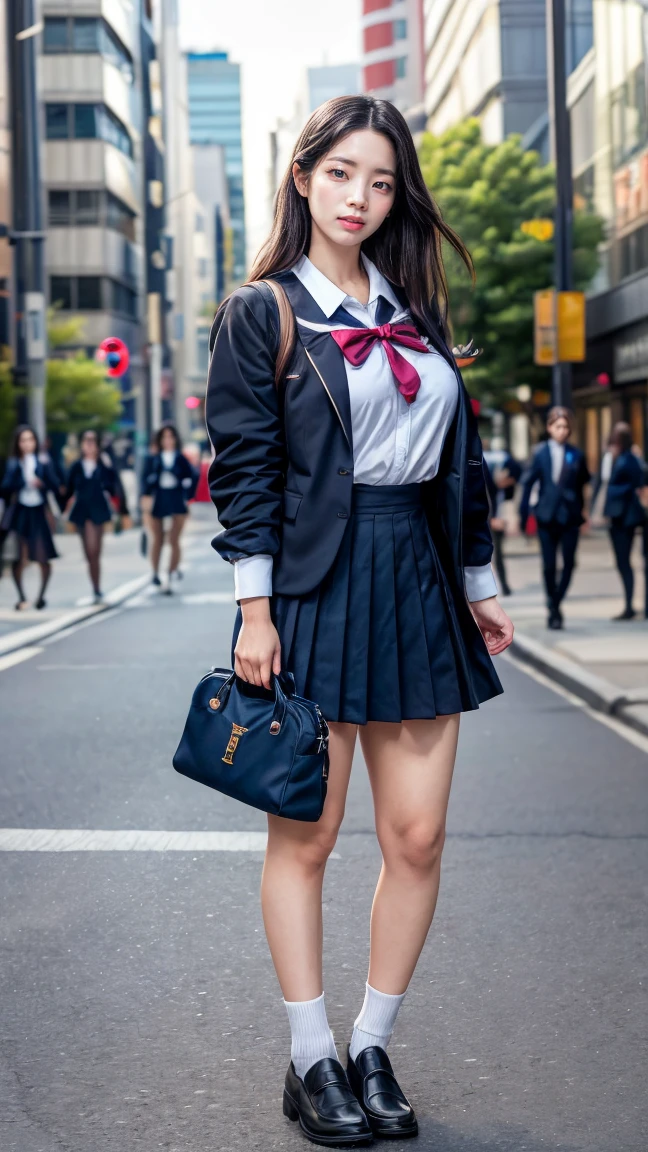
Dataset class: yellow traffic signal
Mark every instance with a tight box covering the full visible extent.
[521,219,555,242]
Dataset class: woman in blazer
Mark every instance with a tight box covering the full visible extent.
[207,95,513,1145]
[519,407,590,629]
[0,424,62,609]
[140,423,197,591]
[65,429,120,603]
[591,422,647,620]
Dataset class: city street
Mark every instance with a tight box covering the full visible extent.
[2,528,647,1152]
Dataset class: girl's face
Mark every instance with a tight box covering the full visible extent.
[160,429,177,452]
[18,429,37,456]
[293,129,397,249]
[81,433,99,459]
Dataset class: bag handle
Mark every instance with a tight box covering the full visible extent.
[209,279,296,390]
[212,670,291,734]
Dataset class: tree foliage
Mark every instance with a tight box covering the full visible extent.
[418,119,604,405]
[46,311,122,435]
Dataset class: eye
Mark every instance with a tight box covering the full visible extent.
[328,167,346,179]
[374,180,392,192]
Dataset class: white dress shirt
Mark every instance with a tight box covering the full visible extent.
[548,438,565,484]
[18,454,44,507]
[159,450,179,488]
[81,458,97,479]
[234,253,497,603]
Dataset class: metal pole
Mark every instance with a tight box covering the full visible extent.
[7,1,47,440]
[546,0,573,408]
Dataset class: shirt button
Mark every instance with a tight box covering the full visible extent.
[337,510,348,518]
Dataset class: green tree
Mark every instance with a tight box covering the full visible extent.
[418,119,604,406]
[46,311,123,435]
[0,351,19,459]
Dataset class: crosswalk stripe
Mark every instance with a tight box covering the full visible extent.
[0,829,269,852]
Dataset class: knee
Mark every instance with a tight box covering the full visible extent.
[270,817,342,874]
[380,819,446,876]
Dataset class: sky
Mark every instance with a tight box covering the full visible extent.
[179,0,361,264]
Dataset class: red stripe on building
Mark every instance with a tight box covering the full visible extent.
[363,0,391,12]
[364,59,395,90]
[364,21,394,52]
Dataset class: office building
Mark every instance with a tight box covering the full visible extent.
[361,0,425,115]
[186,52,246,285]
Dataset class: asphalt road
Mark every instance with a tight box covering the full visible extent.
[1,530,647,1152]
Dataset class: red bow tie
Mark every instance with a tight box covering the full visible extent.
[330,322,430,404]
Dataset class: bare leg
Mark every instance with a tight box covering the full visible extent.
[261,721,357,1000]
[358,715,460,994]
[168,513,187,574]
[149,517,164,578]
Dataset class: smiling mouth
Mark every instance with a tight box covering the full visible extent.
[339,216,365,224]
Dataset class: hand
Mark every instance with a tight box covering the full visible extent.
[235,597,281,689]
[470,596,514,656]
[490,516,505,532]
[31,477,44,489]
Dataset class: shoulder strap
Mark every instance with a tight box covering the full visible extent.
[208,279,296,390]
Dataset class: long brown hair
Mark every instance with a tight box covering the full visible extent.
[249,95,472,335]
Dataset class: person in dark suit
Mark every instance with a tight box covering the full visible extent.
[519,406,590,629]
[591,422,647,620]
[483,442,522,595]
[206,95,513,1144]
[64,428,121,603]
[140,424,198,591]
[0,424,63,609]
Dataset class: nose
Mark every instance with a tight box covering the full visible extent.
[346,180,368,211]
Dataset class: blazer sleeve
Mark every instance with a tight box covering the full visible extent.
[519,452,541,530]
[1,460,22,496]
[461,398,494,569]
[140,455,157,498]
[179,454,199,500]
[206,285,285,563]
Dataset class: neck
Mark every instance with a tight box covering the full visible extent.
[306,225,367,297]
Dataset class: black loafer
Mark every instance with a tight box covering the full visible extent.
[283,1056,373,1146]
[346,1045,418,1139]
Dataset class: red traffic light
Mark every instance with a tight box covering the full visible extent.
[96,337,129,378]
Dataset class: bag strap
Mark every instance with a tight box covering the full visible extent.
[209,278,296,391]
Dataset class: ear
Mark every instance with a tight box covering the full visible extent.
[292,161,308,198]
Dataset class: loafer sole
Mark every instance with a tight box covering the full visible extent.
[283,1090,374,1147]
[366,1115,418,1139]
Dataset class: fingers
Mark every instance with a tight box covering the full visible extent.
[272,646,282,677]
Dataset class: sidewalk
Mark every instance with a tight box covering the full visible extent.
[503,529,648,737]
[0,507,211,657]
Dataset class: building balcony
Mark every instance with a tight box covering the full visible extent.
[43,139,139,215]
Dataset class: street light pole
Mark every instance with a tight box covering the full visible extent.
[7,1,47,440]
[546,0,574,409]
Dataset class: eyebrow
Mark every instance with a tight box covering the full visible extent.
[327,155,396,178]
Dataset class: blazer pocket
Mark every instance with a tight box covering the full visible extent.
[283,489,303,522]
[467,458,483,467]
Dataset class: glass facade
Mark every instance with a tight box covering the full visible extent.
[186,53,246,282]
[45,103,133,158]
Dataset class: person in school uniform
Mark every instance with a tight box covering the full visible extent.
[519,407,590,630]
[140,423,198,591]
[64,428,121,603]
[0,424,62,610]
[206,95,513,1145]
[483,441,522,595]
[590,422,647,620]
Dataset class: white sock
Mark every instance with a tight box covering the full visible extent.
[283,992,339,1081]
[348,981,406,1062]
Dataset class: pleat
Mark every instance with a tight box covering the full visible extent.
[407,510,463,715]
[307,520,354,719]
[339,511,375,723]
[367,511,401,721]
[393,510,437,718]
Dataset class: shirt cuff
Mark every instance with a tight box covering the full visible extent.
[464,563,498,603]
[233,554,273,600]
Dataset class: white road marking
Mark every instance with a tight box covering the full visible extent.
[502,651,648,755]
[179,592,235,604]
[0,828,342,856]
[0,646,44,672]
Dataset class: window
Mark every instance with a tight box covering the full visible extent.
[111,280,137,318]
[46,104,69,140]
[72,17,99,52]
[74,104,97,139]
[195,213,205,232]
[76,190,100,225]
[50,276,73,310]
[48,190,71,226]
[77,277,102,309]
[98,106,133,157]
[106,193,136,240]
[393,19,407,40]
[395,56,407,79]
[43,18,69,52]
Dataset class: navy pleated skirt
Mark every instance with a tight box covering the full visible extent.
[151,488,188,518]
[232,483,503,725]
[9,504,59,562]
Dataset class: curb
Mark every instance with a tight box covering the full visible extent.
[0,573,150,657]
[510,632,648,740]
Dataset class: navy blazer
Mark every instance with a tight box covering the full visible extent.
[141,452,198,501]
[519,441,590,531]
[206,270,493,603]
[591,451,647,529]
[1,456,63,529]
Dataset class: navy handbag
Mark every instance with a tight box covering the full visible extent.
[173,667,330,822]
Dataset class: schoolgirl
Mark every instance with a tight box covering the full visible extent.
[140,424,198,590]
[591,422,647,620]
[206,95,513,1145]
[64,429,120,603]
[1,424,62,610]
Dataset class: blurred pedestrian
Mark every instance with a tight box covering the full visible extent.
[140,423,198,592]
[206,94,513,1144]
[64,428,121,603]
[0,425,62,610]
[591,422,647,620]
[483,441,522,595]
[519,407,590,629]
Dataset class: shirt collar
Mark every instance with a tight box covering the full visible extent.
[290,251,402,319]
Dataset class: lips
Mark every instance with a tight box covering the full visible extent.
[338,216,365,230]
